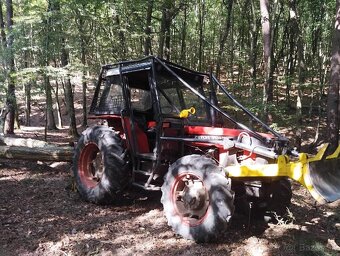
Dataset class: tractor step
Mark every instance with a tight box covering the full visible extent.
[133,170,152,176]
[137,153,157,161]
[132,181,161,191]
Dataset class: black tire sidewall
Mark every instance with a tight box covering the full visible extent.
[73,126,129,204]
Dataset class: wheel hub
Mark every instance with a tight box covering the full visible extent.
[90,152,104,181]
[181,179,206,210]
[173,174,210,225]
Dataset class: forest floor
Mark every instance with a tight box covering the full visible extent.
[0,128,339,256]
[1,83,340,256]
[0,152,339,255]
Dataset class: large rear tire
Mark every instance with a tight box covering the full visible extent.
[161,155,235,242]
[73,126,130,204]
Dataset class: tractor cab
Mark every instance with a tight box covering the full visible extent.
[88,56,289,190]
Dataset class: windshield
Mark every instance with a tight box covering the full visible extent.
[155,70,210,124]
[93,75,125,115]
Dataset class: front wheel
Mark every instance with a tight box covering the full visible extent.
[161,155,235,242]
[73,126,130,204]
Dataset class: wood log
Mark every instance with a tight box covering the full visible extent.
[0,136,74,161]
[0,136,50,147]
[0,145,74,161]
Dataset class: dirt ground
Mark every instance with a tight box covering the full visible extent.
[0,127,339,256]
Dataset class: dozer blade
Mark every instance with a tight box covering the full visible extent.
[307,157,340,203]
[225,143,340,204]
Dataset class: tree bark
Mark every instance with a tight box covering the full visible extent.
[1,136,50,147]
[197,0,205,71]
[54,0,78,139]
[61,39,79,139]
[162,13,172,60]
[115,15,127,60]
[327,0,340,152]
[24,60,31,126]
[0,0,6,48]
[54,80,63,128]
[43,0,57,130]
[45,75,57,130]
[216,0,234,78]
[0,0,7,133]
[4,0,16,135]
[249,0,259,97]
[0,145,73,161]
[77,12,87,127]
[260,0,271,106]
[0,136,73,161]
[180,5,187,62]
[144,0,153,56]
[158,1,185,60]
[288,0,305,150]
[158,7,167,59]
[268,1,283,103]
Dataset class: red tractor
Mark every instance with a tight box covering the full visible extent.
[73,56,340,242]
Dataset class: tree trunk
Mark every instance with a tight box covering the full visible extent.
[158,9,172,61]
[54,80,63,128]
[216,0,234,78]
[197,0,205,71]
[268,1,282,103]
[115,15,127,60]
[1,136,51,147]
[290,0,306,151]
[164,16,171,60]
[259,0,271,119]
[24,52,31,126]
[0,0,6,48]
[327,0,340,152]
[286,17,295,108]
[158,1,185,60]
[64,78,78,138]
[158,9,167,59]
[24,82,31,126]
[4,0,16,135]
[42,0,57,131]
[54,0,78,139]
[61,38,79,138]
[78,14,87,127]
[249,0,259,97]
[180,5,187,63]
[45,75,57,130]
[81,63,87,127]
[0,144,73,161]
[158,1,176,60]
[144,0,153,56]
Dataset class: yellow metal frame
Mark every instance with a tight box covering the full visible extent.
[225,143,340,203]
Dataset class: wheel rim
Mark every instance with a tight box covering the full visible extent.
[171,173,210,226]
[78,143,104,188]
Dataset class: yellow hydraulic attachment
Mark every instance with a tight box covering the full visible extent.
[225,143,340,204]
[179,107,196,118]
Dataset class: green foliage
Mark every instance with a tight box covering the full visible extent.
[0,0,337,136]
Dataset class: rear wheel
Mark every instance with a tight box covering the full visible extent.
[73,126,130,204]
[161,155,235,242]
